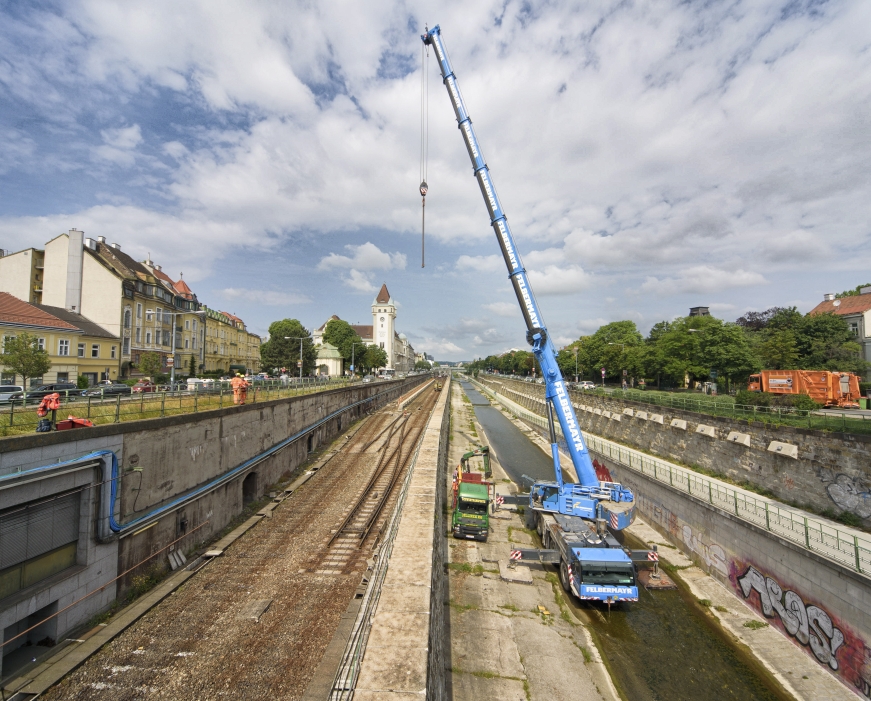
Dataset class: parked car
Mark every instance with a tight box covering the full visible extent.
[132,381,157,393]
[0,385,24,403]
[362,375,374,383]
[9,383,82,403]
[577,381,596,390]
[81,383,132,397]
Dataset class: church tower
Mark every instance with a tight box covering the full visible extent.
[372,283,396,370]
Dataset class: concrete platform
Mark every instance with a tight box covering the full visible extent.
[498,560,534,584]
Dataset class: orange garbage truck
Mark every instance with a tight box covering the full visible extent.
[747,370,861,408]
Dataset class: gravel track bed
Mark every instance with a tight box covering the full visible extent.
[40,388,439,700]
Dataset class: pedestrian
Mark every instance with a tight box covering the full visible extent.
[231,373,249,405]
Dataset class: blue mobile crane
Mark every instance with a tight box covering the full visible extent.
[423,25,643,604]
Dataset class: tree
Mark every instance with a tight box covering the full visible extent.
[0,332,51,388]
[697,322,760,389]
[414,360,432,370]
[796,312,867,373]
[188,354,197,377]
[138,352,162,379]
[835,283,871,298]
[323,319,363,366]
[757,329,799,369]
[362,345,388,373]
[260,319,318,376]
[575,321,643,382]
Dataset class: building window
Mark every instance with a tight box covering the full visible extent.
[192,320,198,332]
[155,330,161,345]
[91,344,99,358]
[122,338,130,355]
[77,343,85,357]
[136,303,142,319]
[185,320,190,330]
[111,345,117,359]
[58,339,70,356]
[849,322,859,336]
[380,342,384,349]
[146,331,152,345]
[124,309,131,328]
[185,339,190,349]
[192,337,197,350]
[146,309,153,321]
[156,308,163,323]
[136,327,141,343]
[37,337,45,351]
[56,372,69,382]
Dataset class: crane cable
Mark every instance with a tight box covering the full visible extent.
[419,29,429,268]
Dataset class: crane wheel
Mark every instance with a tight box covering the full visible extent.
[536,513,544,537]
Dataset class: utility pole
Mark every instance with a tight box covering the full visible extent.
[285,336,312,381]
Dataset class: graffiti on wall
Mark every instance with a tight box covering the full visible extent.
[605,459,871,695]
[736,563,871,696]
[822,472,871,519]
[737,565,844,669]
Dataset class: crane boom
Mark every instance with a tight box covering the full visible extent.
[423,25,634,526]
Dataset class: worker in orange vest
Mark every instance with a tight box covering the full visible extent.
[231,373,249,405]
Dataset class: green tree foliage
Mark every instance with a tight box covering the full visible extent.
[414,360,432,370]
[835,283,871,298]
[757,329,799,369]
[361,345,388,372]
[576,321,644,382]
[188,354,197,377]
[0,333,52,387]
[322,319,363,366]
[76,375,90,389]
[259,319,318,375]
[138,352,162,378]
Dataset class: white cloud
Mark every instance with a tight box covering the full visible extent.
[456,254,502,272]
[640,266,767,296]
[343,269,377,294]
[219,288,311,306]
[482,302,517,318]
[527,265,593,296]
[319,242,406,272]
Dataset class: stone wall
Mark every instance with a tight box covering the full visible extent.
[482,378,871,525]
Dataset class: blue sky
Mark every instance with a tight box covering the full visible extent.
[1,0,870,359]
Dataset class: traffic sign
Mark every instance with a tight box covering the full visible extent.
[166,357,174,367]
[297,361,302,368]
[600,368,605,377]
[623,369,627,376]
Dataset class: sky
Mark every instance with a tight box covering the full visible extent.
[1,0,869,360]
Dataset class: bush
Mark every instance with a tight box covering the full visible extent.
[735,390,820,411]
[76,375,90,389]
[860,382,871,396]
[735,389,770,407]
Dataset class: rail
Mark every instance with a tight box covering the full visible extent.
[469,378,871,578]
[328,404,430,699]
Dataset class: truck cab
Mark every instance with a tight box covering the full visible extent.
[452,481,491,541]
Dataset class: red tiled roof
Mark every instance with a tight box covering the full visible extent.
[351,325,373,340]
[375,283,391,303]
[0,292,79,331]
[808,294,871,316]
[174,277,194,298]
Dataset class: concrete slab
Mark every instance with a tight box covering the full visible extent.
[366,612,431,650]
[451,672,527,700]
[378,583,431,613]
[498,560,533,585]
[451,608,525,678]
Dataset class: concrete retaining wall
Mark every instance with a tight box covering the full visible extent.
[483,378,871,525]
[355,378,450,700]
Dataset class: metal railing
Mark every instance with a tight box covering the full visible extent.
[470,379,871,578]
[484,376,871,435]
[0,377,360,437]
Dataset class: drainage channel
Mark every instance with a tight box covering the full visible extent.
[459,381,790,701]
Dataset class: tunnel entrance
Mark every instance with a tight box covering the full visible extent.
[242,472,258,505]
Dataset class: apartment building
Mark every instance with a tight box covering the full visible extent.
[0,292,120,386]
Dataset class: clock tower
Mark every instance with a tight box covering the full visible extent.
[372,283,396,370]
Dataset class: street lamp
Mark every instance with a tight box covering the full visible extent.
[285,336,313,380]
[573,347,579,383]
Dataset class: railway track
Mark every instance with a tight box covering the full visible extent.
[37,380,440,701]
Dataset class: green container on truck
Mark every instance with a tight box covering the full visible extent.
[452,481,490,541]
